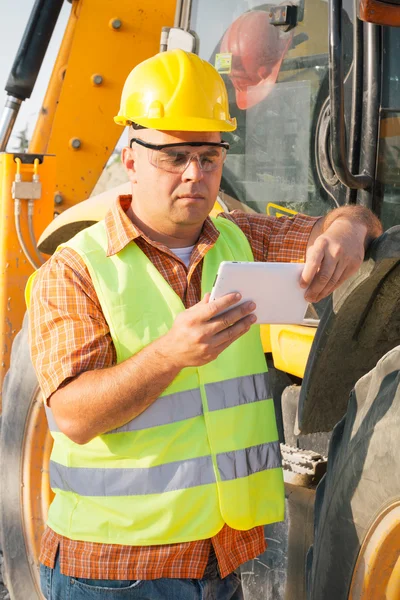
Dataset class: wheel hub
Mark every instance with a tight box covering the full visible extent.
[349,502,400,599]
[21,391,53,593]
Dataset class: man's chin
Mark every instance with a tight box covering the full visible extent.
[172,204,211,226]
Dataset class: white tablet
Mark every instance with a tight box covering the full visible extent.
[209,261,308,325]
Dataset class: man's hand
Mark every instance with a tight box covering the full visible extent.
[300,206,382,303]
[163,293,257,368]
[300,219,366,302]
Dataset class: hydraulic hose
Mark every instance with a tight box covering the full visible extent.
[14,198,41,270]
[28,199,45,266]
[13,158,43,270]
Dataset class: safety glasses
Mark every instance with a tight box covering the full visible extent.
[129,138,230,174]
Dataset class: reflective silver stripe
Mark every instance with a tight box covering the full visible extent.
[50,455,216,496]
[49,442,280,496]
[45,406,59,432]
[109,388,203,434]
[217,442,282,481]
[45,374,269,434]
[45,389,203,434]
[205,373,271,412]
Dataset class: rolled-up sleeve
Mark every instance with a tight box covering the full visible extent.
[28,248,116,404]
[221,210,320,262]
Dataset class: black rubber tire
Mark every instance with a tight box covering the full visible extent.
[0,314,42,599]
[307,345,400,599]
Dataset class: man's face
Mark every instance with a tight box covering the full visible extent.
[122,129,223,234]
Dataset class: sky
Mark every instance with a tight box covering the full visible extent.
[0,0,72,150]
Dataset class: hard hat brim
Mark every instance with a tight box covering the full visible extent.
[114,115,237,132]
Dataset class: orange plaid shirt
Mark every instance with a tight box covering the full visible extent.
[29,196,318,580]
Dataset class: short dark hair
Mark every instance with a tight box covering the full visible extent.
[130,122,146,131]
[128,122,146,147]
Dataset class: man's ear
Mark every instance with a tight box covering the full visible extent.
[121,147,137,184]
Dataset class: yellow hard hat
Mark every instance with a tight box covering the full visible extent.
[114,49,237,132]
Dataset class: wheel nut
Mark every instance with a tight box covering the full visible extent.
[70,138,81,150]
[54,193,63,205]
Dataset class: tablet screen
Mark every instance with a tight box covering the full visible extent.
[209,261,308,324]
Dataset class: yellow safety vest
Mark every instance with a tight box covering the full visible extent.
[40,216,284,545]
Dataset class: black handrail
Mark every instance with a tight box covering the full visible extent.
[345,0,364,203]
[358,23,381,209]
[329,0,373,189]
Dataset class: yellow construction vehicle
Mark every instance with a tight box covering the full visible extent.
[0,0,399,598]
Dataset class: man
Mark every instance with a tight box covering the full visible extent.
[30,49,382,600]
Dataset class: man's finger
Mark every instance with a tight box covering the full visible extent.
[209,301,256,334]
[314,259,363,302]
[310,262,347,302]
[300,245,325,289]
[304,254,340,302]
[202,292,242,321]
[213,314,256,347]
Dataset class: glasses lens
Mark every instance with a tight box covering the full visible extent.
[199,147,226,172]
[150,148,191,173]
[149,146,226,173]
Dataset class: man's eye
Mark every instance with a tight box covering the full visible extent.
[201,154,218,164]
[163,152,188,164]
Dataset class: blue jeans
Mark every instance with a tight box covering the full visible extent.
[40,552,244,600]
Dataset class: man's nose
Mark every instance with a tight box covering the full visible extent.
[181,156,204,182]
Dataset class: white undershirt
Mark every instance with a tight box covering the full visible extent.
[170,245,195,268]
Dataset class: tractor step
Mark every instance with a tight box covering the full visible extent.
[281,444,327,487]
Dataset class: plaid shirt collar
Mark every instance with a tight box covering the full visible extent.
[105,195,220,257]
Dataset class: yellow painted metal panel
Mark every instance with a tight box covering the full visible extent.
[210,199,224,217]
[260,324,272,353]
[46,0,176,211]
[270,323,316,379]
[29,0,79,155]
[0,153,55,409]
